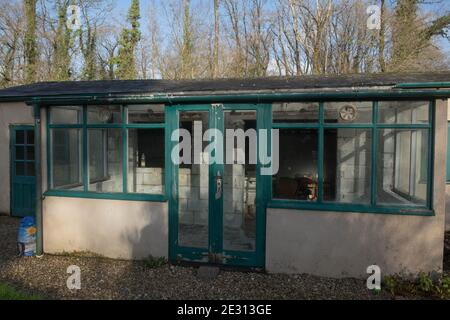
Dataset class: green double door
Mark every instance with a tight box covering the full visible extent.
[168,104,269,268]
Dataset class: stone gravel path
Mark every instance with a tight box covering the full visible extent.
[0,216,396,300]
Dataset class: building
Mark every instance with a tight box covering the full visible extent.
[0,73,449,278]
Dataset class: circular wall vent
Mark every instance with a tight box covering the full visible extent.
[339,104,357,122]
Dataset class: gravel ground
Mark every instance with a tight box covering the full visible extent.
[1,215,439,300]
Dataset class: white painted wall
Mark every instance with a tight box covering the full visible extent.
[0,102,34,215]
[266,99,448,278]
[445,99,450,231]
[43,196,168,259]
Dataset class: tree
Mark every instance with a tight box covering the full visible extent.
[390,0,450,71]
[181,0,193,79]
[115,0,141,80]
[52,0,72,81]
[24,0,37,83]
[212,0,219,78]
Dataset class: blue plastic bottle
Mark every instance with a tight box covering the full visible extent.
[17,216,37,257]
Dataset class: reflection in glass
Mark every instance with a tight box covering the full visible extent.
[324,129,371,204]
[223,110,257,252]
[377,129,428,206]
[178,111,209,248]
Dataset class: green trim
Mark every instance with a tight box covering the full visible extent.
[9,89,450,106]
[168,104,267,268]
[47,104,166,201]
[267,200,434,216]
[271,100,434,213]
[122,106,127,193]
[371,101,378,206]
[82,105,88,192]
[394,82,450,89]
[44,190,166,202]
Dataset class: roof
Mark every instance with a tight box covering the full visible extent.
[0,72,449,102]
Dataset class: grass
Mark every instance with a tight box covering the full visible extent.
[0,283,43,300]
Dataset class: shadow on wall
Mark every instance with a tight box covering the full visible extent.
[445,185,450,231]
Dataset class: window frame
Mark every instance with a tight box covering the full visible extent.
[46,104,167,202]
[268,100,434,216]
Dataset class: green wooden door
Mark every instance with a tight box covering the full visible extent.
[10,126,36,217]
[168,104,268,268]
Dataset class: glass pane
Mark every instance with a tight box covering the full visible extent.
[178,111,209,248]
[128,105,165,123]
[16,162,25,176]
[88,129,123,192]
[273,129,318,201]
[88,130,106,182]
[27,130,34,145]
[50,106,82,124]
[15,146,25,160]
[324,101,372,123]
[16,130,24,144]
[223,110,257,252]
[378,101,429,124]
[273,102,319,123]
[26,146,34,161]
[377,129,429,206]
[26,162,35,176]
[87,105,122,124]
[324,129,371,204]
[128,129,165,194]
[51,129,83,190]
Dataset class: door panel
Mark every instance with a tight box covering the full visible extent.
[222,110,257,252]
[177,111,210,249]
[11,126,36,217]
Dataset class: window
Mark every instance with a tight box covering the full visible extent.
[87,105,122,124]
[377,129,428,206]
[323,128,371,204]
[50,106,82,124]
[48,105,166,199]
[128,129,165,194]
[88,128,123,193]
[273,129,318,201]
[128,104,165,123]
[271,101,432,213]
[51,129,83,190]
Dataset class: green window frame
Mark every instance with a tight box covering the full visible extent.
[268,101,434,216]
[45,104,166,202]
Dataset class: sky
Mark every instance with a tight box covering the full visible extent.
[112,0,449,55]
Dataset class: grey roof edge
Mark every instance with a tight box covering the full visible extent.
[1,72,450,103]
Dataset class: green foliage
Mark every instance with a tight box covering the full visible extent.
[383,273,450,299]
[24,0,37,83]
[143,255,167,269]
[0,283,42,300]
[417,272,434,293]
[383,276,397,296]
[115,0,141,80]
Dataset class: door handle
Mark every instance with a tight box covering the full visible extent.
[215,171,223,200]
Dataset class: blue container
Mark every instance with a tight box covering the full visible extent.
[17,216,36,257]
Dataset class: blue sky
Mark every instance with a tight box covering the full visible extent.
[112,0,449,53]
